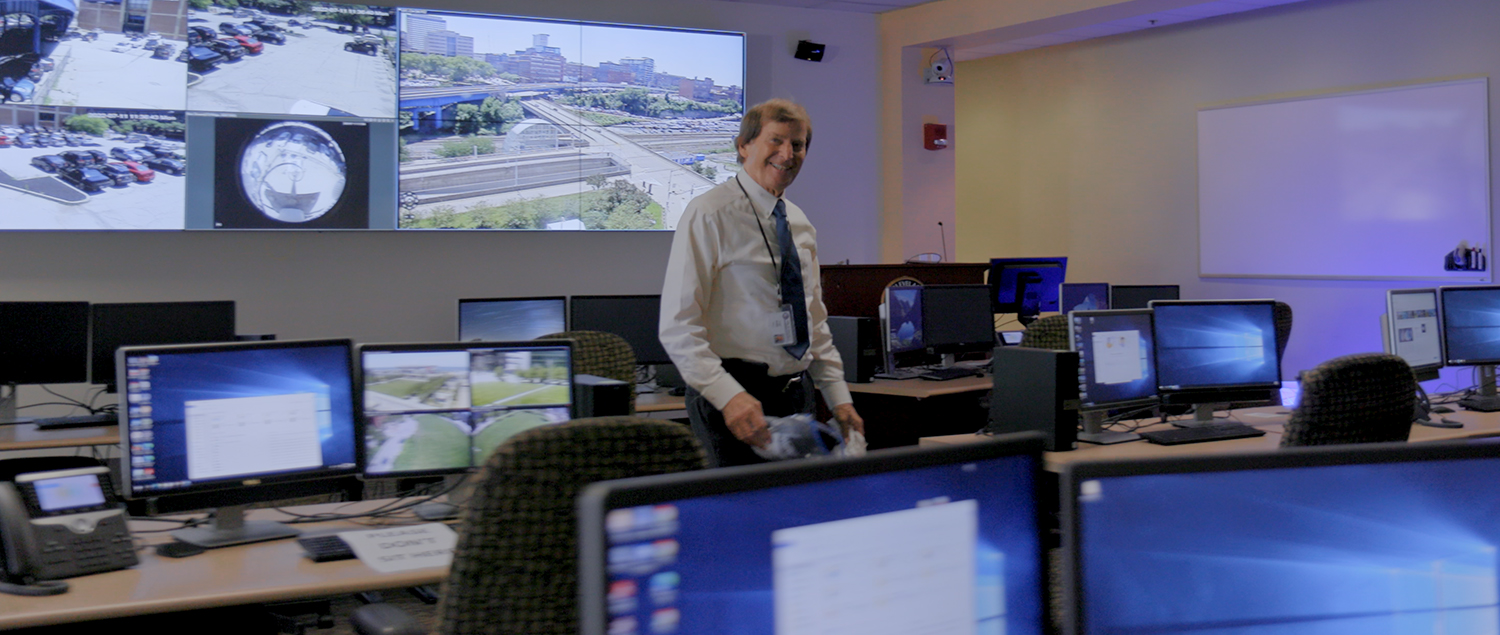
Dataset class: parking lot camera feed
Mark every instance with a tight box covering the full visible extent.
[0,106,185,229]
[185,1,396,118]
[362,346,571,475]
[396,10,744,231]
[1,0,188,110]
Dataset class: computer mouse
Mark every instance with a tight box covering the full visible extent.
[1431,406,1455,414]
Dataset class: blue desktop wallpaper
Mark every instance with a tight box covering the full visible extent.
[888,287,925,353]
[124,344,358,491]
[1441,290,1500,363]
[1077,456,1500,634]
[1063,284,1111,314]
[1153,303,1278,389]
[1074,313,1156,408]
[607,455,1044,635]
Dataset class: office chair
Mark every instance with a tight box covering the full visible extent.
[351,417,706,635]
[537,330,637,413]
[1018,314,1070,351]
[1281,353,1416,447]
[1273,300,1293,361]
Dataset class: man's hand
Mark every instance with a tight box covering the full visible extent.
[833,403,864,438]
[722,391,771,448]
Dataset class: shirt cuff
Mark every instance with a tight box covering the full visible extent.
[701,373,748,411]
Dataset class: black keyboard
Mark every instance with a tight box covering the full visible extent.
[1139,423,1266,446]
[297,535,356,563]
[919,367,982,381]
[32,413,119,430]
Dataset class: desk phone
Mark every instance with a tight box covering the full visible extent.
[0,466,137,595]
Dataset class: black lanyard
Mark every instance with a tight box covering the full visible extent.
[735,176,784,299]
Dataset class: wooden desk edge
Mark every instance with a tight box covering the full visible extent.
[0,424,118,450]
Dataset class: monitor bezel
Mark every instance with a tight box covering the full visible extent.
[356,339,576,479]
[1108,284,1180,310]
[456,295,569,342]
[1067,308,1159,412]
[1438,285,1500,366]
[921,283,995,356]
[116,338,361,505]
[567,294,672,365]
[90,301,238,391]
[0,301,92,386]
[578,432,1050,635]
[1385,287,1443,374]
[987,257,1069,315]
[1147,298,1282,402]
[1062,440,1500,635]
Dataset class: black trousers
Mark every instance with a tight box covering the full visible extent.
[686,358,813,468]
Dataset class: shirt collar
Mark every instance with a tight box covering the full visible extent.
[735,172,781,221]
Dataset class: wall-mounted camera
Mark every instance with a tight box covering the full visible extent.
[924,48,954,85]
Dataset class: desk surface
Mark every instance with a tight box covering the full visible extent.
[922,407,1500,471]
[635,392,686,413]
[0,422,118,451]
[0,500,447,629]
[847,375,991,398]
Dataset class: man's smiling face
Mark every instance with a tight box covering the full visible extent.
[737,120,807,198]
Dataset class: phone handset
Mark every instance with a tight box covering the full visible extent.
[0,482,69,596]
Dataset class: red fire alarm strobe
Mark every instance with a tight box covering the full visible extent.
[924,123,948,150]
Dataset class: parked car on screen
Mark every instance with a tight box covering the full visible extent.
[179,45,224,71]
[95,162,135,187]
[14,134,34,148]
[59,150,97,166]
[144,157,185,176]
[118,161,155,183]
[109,147,150,162]
[31,155,67,172]
[231,35,263,54]
[59,166,111,192]
[153,44,175,59]
[188,26,217,44]
[137,144,182,159]
[344,36,381,55]
[219,23,253,37]
[0,135,8,147]
[206,39,246,61]
[110,42,131,53]
[1,77,35,103]
[250,28,284,44]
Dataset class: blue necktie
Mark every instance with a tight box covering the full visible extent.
[773,200,810,359]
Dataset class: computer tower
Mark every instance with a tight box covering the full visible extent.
[574,374,632,417]
[988,347,1079,451]
[828,316,879,383]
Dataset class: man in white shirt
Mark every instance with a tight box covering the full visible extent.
[659,98,864,467]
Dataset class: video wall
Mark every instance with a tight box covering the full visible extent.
[0,2,746,231]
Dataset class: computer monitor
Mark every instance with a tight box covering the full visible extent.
[579,434,1050,635]
[1069,309,1157,444]
[458,296,568,343]
[1065,441,1500,635]
[569,295,672,366]
[117,339,360,548]
[1439,285,1500,410]
[1060,283,1109,313]
[0,302,91,387]
[90,301,238,392]
[1383,288,1442,382]
[988,257,1068,325]
[1150,299,1280,425]
[883,285,932,372]
[1109,284,1180,309]
[921,284,995,363]
[359,341,574,479]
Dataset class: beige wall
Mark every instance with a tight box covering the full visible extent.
[952,0,1500,376]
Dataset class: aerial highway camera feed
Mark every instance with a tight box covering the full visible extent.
[0,106,186,229]
[469,347,570,408]
[396,10,744,231]
[185,1,396,118]
[1,0,188,111]
[363,350,471,413]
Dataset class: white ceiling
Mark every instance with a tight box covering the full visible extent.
[713,0,1314,60]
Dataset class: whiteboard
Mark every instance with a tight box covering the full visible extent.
[1198,78,1490,281]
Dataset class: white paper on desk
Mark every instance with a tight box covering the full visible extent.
[339,523,457,573]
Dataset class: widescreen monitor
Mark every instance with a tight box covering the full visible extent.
[0,4,744,232]
[90,301,237,391]
[579,434,1050,635]
[458,296,567,342]
[1066,441,1500,635]
[1060,283,1109,313]
[1384,288,1442,380]
[1069,309,1157,413]
[359,341,574,478]
[987,257,1068,323]
[1439,285,1500,366]
[569,295,671,366]
[1150,299,1280,411]
[117,339,359,548]
[1109,285,1179,309]
[921,284,995,358]
[0,302,91,387]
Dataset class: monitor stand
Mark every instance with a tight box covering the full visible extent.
[1171,403,1233,428]
[172,504,300,548]
[1460,365,1500,412]
[1077,411,1140,445]
[0,383,15,421]
[414,473,476,521]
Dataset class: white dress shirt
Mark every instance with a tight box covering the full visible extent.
[659,172,852,411]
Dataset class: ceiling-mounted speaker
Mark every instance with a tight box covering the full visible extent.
[794,40,826,62]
